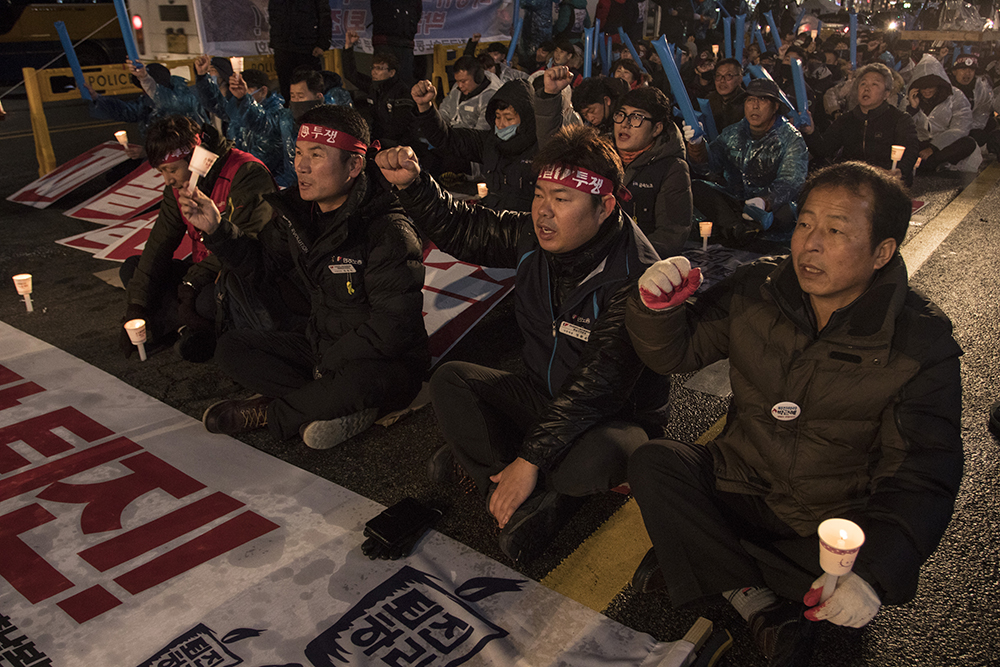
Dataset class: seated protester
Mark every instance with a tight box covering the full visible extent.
[625,161,962,667]
[320,69,353,107]
[226,69,296,188]
[412,76,545,211]
[708,57,747,132]
[479,52,530,85]
[949,55,1000,156]
[375,126,671,563]
[531,39,557,72]
[775,46,815,116]
[178,105,429,448]
[685,79,809,245]
[341,29,413,148]
[128,60,211,128]
[572,76,629,135]
[613,87,693,256]
[193,55,235,135]
[119,116,275,363]
[554,0,591,42]
[438,56,502,131]
[905,53,981,172]
[614,58,644,90]
[685,51,717,100]
[801,63,919,186]
[289,67,351,112]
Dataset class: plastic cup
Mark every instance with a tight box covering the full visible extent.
[230,57,244,74]
[12,274,32,295]
[115,130,129,147]
[817,518,865,576]
[186,145,220,195]
[124,319,147,361]
[477,183,488,199]
[699,221,712,250]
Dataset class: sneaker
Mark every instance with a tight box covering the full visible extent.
[632,547,667,594]
[989,401,1000,439]
[497,490,584,563]
[203,395,271,435]
[176,326,216,363]
[300,408,378,450]
[747,600,817,667]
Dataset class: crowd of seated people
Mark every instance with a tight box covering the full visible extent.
[100,4,983,663]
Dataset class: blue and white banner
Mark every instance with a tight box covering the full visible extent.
[199,0,516,58]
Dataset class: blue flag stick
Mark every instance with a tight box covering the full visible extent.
[849,12,857,69]
[723,17,733,58]
[506,13,524,63]
[748,64,796,118]
[112,0,141,64]
[54,21,91,100]
[793,7,807,34]
[790,56,809,125]
[603,35,612,76]
[764,11,782,49]
[618,27,648,74]
[754,25,766,52]
[583,27,593,78]
[696,98,719,141]
[735,14,746,64]
[652,35,703,139]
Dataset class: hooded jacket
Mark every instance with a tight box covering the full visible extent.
[705,116,809,212]
[621,122,692,257]
[397,172,670,472]
[904,54,981,172]
[415,78,541,211]
[555,0,592,40]
[90,75,208,137]
[203,171,429,378]
[626,254,963,605]
[951,73,995,131]
[226,92,295,188]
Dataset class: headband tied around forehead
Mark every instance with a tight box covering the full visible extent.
[537,164,632,203]
[153,134,202,168]
[297,123,377,154]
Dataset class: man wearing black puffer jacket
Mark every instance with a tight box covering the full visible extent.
[179,105,429,451]
[376,126,671,564]
[411,76,545,212]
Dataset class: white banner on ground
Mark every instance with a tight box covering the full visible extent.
[64,162,164,225]
[0,322,687,666]
[7,142,131,209]
[55,212,193,262]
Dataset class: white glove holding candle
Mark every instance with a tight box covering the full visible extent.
[803,571,881,628]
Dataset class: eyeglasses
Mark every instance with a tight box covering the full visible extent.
[714,72,740,82]
[372,64,391,72]
[612,111,652,127]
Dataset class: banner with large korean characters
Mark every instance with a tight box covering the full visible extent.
[0,321,695,666]
[198,0,517,58]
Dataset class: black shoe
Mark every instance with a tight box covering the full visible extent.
[498,491,583,563]
[427,444,456,483]
[300,408,378,449]
[989,401,1000,439]
[176,326,216,363]
[747,600,817,667]
[203,395,272,435]
[632,547,667,594]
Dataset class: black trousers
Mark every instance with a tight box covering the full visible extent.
[119,256,215,341]
[429,361,649,498]
[628,439,823,608]
[919,136,978,171]
[215,329,423,440]
[273,49,322,104]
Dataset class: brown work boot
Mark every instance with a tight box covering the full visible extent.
[202,395,272,435]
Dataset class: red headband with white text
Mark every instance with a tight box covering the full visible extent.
[153,134,202,167]
[537,164,632,202]
[297,123,374,154]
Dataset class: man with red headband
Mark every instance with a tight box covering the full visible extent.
[178,105,429,450]
[376,125,671,563]
[119,115,275,362]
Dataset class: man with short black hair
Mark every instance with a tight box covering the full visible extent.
[572,76,628,133]
[376,126,671,563]
[342,29,412,148]
[438,55,501,130]
[707,57,747,132]
[626,161,962,666]
[179,105,429,450]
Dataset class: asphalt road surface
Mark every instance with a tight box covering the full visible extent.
[0,91,997,666]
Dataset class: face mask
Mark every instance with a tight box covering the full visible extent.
[495,122,519,141]
[290,100,321,122]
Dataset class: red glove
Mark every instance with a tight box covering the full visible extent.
[638,258,703,310]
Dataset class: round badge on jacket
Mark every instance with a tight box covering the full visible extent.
[771,401,801,421]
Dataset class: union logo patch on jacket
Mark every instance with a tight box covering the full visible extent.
[328,255,364,274]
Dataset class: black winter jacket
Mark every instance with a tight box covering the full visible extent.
[804,101,919,186]
[203,172,429,377]
[267,0,331,54]
[342,49,414,147]
[415,78,540,211]
[397,172,671,471]
[370,0,422,48]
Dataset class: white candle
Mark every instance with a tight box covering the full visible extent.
[817,518,865,603]
[12,274,33,312]
[699,221,713,251]
[123,319,148,361]
[186,145,220,195]
[230,56,244,74]
[891,144,905,171]
[115,130,129,147]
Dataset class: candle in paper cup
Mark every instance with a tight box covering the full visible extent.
[811,29,818,39]
[230,56,244,74]
[186,145,220,195]
[124,319,148,361]
[477,182,488,199]
[914,156,922,170]
[712,44,719,55]
[891,144,905,170]
[699,221,712,250]
[817,518,864,603]
[115,130,129,146]
[12,274,33,312]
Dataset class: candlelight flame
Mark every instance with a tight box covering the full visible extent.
[839,529,849,541]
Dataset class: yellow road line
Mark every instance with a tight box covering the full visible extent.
[541,415,728,611]
[902,161,1000,276]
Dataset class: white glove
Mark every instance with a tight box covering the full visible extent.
[638,257,703,310]
[682,122,703,145]
[804,572,881,628]
[745,197,766,210]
